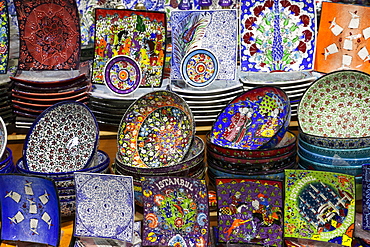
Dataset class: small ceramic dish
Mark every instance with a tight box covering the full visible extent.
[299,134,370,158]
[298,152,362,177]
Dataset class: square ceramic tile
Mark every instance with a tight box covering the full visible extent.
[141,176,209,246]
[314,2,370,74]
[240,0,316,72]
[0,174,60,246]
[0,0,9,74]
[74,172,135,243]
[170,9,238,87]
[14,0,80,70]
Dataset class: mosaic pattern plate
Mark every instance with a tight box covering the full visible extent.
[171,9,238,82]
[298,70,370,138]
[0,116,6,159]
[74,173,134,242]
[117,90,194,168]
[0,174,60,246]
[104,55,141,95]
[315,2,370,74]
[23,102,99,173]
[141,177,209,246]
[0,0,9,74]
[14,0,80,70]
[210,86,290,150]
[92,9,166,88]
[239,0,316,72]
[181,49,219,88]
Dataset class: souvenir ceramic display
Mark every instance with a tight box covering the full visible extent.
[239,0,316,72]
[315,2,370,74]
[298,70,370,139]
[23,101,99,173]
[14,0,80,70]
[0,0,9,74]
[92,9,166,88]
[284,170,355,246]
[0,174,60,246]
[216,178,283,246]
[0,116,6,159]
[141,176,209,246]
[171,9,238,86]
[74,173,135,242]
[210,86,290,150]
[117,90,194,168]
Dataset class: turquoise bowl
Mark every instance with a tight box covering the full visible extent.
[299,134,370,158]
[298,152,362,177]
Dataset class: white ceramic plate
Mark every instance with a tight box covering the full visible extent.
[0,116,7,159]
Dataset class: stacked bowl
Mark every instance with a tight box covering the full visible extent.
[113,90,206,207]
[297,70,370,186]
[15,101,103,218]
[206,86,296,186]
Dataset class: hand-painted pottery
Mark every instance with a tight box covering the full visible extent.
[206,130,296,158]
[0,174,60,246]
[12,84,91,98]
[298,152,362,177]
[363,164,370,230]
[14,0,80,70]
[0,0,9,74]
[0,147,12,168]
[299,134,370,158]
[0,116,7,159]
[10,73,86,85]
[74,173,135,242]
[117,90,194,168]
[298,70,370,138]
[60,199,76,218]
[210,86,290,150]
[12,91,89,103]
[13,79,90,93]
[23,101,99,173]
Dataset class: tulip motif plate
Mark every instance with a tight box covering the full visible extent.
[298,70,370,138]
[117,90,194,168]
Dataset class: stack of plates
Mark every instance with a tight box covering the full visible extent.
[297,70,370,182]
[0,77,14,125]
[170,80,244,126]
[113,90,206,206]
[206,86,296,185]
[10,71,92,129]
[16,101,101,218]
[240,71,321,118]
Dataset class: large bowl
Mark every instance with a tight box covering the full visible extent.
[298,151,362,177]
[298,142,370,166]
[299,134,370,158]
[206,130,297,158]
[209,86,291,150]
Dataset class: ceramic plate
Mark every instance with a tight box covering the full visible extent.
[170,80,243,95]
[12,91,89,103]
[12,84,91,98]
[104,55,141,95]
[179,88,243,101]
[23,101,99,173]
[210,86,290,150]
[117,90,194,168]
[181,49,219,88]
[0,116,7,159]
[298,70,370,138]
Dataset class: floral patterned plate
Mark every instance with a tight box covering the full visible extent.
[298,70,370,138]
[117,90,195,168]
[0,116,7,159]
[23,101,99,173]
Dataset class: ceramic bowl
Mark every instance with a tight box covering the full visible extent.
[117,90,195,168]
[298,152,362,177]
[209,86,291,150]
[298,142,370,166]
[299,134,370,158]
[115,135,204,174]
[0,147,12,168]
[299,130,370,149]
[0,116,7,159]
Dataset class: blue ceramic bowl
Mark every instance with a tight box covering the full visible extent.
[0,147,12,168]
[299,134,370,158]
[298,152,362,176]
[298,142,370,166]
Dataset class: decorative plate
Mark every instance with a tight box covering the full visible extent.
[0,174,60,246]
[74,173,134,242]
[23,101,99,173]
[104,55,141,95]
[117,90,194,168]
[0,116,6,159]
[0,0,9,74]
[298,70,370,138]
[210,86,290,150]
[181,49,219,88]
[14,0,80,70]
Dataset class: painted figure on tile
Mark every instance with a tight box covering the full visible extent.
[222,107,254,144]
